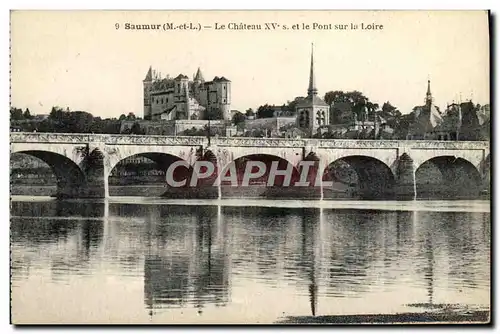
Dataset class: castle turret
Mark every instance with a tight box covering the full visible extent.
[194,67,205,83]
[192,67,205,103]
[143,66,153,120]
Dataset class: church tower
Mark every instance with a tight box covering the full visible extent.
[425,79,433,108]
[295,44,330,137]
[143,66,153,120]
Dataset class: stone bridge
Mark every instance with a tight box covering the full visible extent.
[10,132,490,199]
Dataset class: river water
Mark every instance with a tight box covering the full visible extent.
[10,198,490,324]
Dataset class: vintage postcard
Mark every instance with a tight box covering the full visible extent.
[9,10,490,325]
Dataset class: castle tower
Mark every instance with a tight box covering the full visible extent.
[174,74,190,119]
[143,66,153,120]
[295,44,329,137]
[217,77,231,122]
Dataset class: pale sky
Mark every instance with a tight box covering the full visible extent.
[10,10,490,118]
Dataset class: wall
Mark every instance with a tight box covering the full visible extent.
[120,119,227,136]
[244,117,296,134]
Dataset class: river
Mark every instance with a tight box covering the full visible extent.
[10,197,490,324]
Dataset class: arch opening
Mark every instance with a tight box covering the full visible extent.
[415,156,483,199]
[323,155,395,200]
[219,154,301,199]
[10,151,86,198]
[108,152,199,198]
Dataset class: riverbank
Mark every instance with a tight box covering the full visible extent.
[277,310,490,324]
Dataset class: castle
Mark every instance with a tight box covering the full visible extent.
[143,67,231,121]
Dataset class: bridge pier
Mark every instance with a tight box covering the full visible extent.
[394,153,416,200]
[55,170,109,199]
[55,147,109,199]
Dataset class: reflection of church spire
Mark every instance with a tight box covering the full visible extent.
[301,208,320,317]
[309,259,318,316]
[425,231,434,305]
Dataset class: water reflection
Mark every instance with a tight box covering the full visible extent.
[10,200,490,323]
[143,206,230,314]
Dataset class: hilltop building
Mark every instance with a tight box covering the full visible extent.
[143,67,231,122]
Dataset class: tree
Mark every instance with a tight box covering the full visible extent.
[256,104,275,118]
[119,114,127,121]
[49,106,65,121]
[245,108,255,117]
[23,108,32,119]
[127,112,136,120]
[324,90,350,105]
[10,107,23,121]
[394,113,413,139]
[232,111,246,125]
[281,97,304,115]
[380,102,402,128]
[130,122,143,135]
[65,111,94,133]
[324,90,381,123]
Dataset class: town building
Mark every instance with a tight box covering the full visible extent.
[143,67,231,122]
[406,80,443,140]
[295,44,330,137]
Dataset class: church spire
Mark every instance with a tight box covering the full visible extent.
[308,43,318,97]
[425,79,432,106]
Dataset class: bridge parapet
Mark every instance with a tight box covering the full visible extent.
[9,132,490,150]
[9,132,490,200]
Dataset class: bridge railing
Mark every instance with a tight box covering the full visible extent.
[9,132,490,150]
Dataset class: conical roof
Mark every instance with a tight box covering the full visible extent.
[144,66,153,81]
[194,67,204,82]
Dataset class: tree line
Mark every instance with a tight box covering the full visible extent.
[10,106,142,134]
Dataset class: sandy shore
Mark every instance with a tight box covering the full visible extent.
[277,310,490,324]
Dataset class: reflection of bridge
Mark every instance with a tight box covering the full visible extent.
[10,132,490,199]
[10,200,491,320]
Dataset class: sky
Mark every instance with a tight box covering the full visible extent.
[10,10,490,118]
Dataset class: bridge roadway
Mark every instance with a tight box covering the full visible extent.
[10,132,491,199]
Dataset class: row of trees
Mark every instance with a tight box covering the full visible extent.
[10,106,141,134]
[10,107,33,120]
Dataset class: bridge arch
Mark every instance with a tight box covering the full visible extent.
[415,156,482,199]
[218,154,301,198]
[108,152,196,197]
[11,150,87,198]
[106,145,200,174]
[323,155,396,199]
